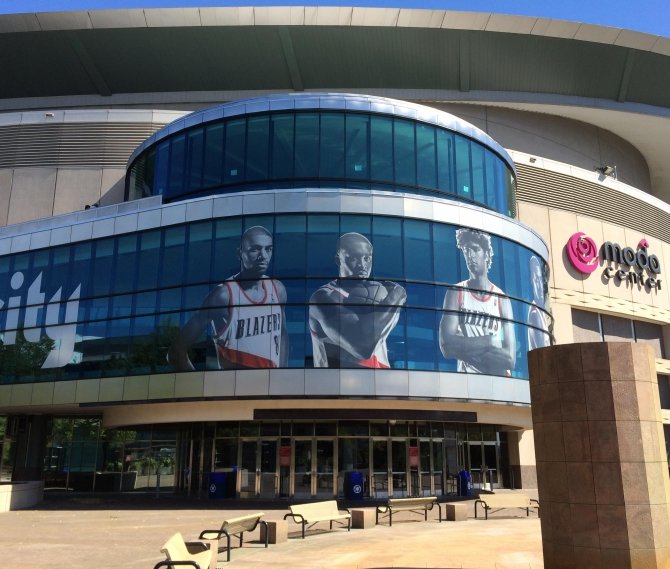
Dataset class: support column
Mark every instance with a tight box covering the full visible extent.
[528,342,670,569]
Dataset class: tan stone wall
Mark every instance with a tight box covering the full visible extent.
[529,342,670,569]
[517,200,670,379]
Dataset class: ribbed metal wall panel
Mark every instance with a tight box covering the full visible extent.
[0,123,164,169]
[516,164,670,244]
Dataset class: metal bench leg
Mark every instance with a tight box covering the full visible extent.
[260,521,268,548]
[226,533,232,562]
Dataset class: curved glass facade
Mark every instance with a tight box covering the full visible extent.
[127,110,516,216]
[0,213,550,384]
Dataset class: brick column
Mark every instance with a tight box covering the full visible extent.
[528,342,670,569]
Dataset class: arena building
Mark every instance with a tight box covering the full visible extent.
[0,6,667,499]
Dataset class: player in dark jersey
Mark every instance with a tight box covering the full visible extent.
[167,226,287,371]
[309,232,406,368]
[439,228,516,375]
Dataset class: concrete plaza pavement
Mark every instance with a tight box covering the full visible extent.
[2,492,544,569]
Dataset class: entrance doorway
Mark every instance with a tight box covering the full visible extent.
[464,442,499,490]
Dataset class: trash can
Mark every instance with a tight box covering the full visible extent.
[457,469,472,497]
[343,471,364,500]
[208,472,227,499]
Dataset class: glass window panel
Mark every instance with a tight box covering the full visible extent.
[394,119,416,186]
[659,376,670,409]
[159,287,182,313]
[455,137,472,200]
[345,113,369,180]
[372,217,403,279]
[572,309,602,343]
[340,215,371,236]
[246,115,269,181]
[635,321,665,358]
[135,291,157,316]
[294,113,319,179]
[273,215,307,278]
[272,114,294,180]
[167,133,186,197]
[484,149,499,212]
[285,305,307,367]
[113,235,138,294]
[91,239,115,296]
[186,127,204,192]
[320,113,345,179]
[154,140,170,196]
[406,308,436,370]
[224,118,246,184]
[404,219,433,282]
[602,314,634,342]
[184,284,211,310]
[213,218,243,282]
[111,294,134,318]
[307,214,340,277]
[203,122,224,187]
[338,421,368,437]
[186,221,213,285]
[404,282,436,309]
[386,307,406,369]
[436,129,455,193]
[160,227,186,288]
[433,224,460,284]
[470,143,486,205]
[137,231,161,291]
[416,123,437,188]
[370,115,393,181]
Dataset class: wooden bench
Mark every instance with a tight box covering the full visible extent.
[199,512,268,562]
[474,493,539,520]
[375,496,442,526]
[283,500,351,538]
[158,532,213,569]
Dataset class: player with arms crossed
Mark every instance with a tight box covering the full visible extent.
[439,228,516,376]
[168,226,287,370]
[527,255,550,350]
[309,232,406,368]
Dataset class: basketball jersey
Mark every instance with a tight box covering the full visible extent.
[213,279,282,368]
[311,281,393,368]
[527,302,550,349]
[456,282,506,374]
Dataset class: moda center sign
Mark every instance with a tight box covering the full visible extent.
[565,232,662,290]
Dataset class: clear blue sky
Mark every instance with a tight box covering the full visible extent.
[0,0,668,38]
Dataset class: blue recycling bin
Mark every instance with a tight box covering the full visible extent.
[208,472,227,499]
[344,471,364,500]
[457,469,472,497]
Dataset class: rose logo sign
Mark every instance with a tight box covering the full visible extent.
[566,232,599,274]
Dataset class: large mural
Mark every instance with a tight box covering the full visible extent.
[0,214,551,382]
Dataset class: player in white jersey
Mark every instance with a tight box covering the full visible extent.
[439,228,516,376]
[309,233,406,368]
[168,226,287,370]
[527,255,550,350]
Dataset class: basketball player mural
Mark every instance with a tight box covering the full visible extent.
[527,255,550,349]
[439,228,516,376]
[168,226,287,370]
[309,232,407,368]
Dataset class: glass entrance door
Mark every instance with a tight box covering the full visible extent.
[372,439,389,498]
[293,440,312,499]
[239,440,257,497]
[390,440,407,497]
[465,442,499,490]
[315,439,335,498]
[259,439,278,498]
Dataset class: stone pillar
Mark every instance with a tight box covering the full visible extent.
[528,342,670,569]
